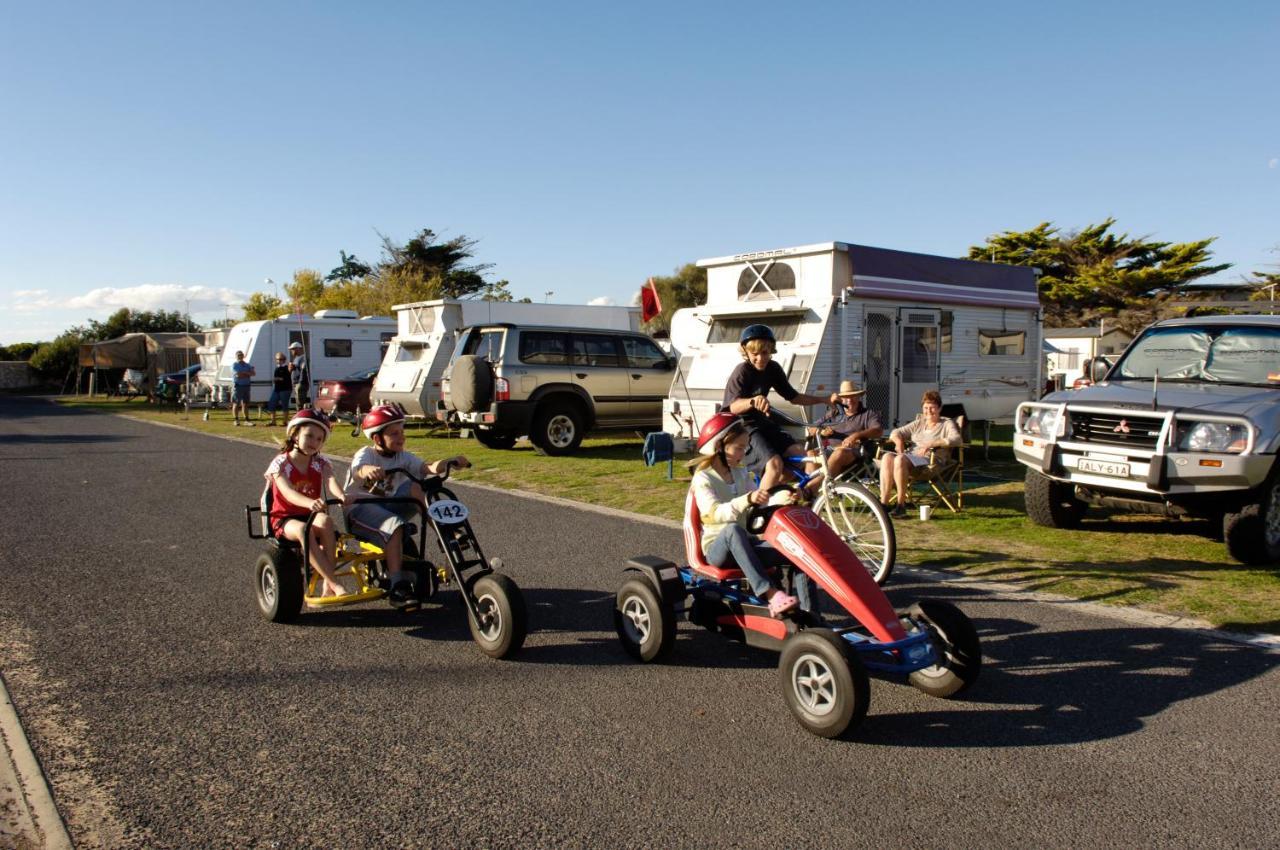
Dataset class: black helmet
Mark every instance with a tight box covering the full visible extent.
[739,324,775,346]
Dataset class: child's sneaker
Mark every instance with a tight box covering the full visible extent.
[767,591,798,618]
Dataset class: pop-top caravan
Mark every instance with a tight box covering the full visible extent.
[373,298,642,417]
[663,242,1041,450]
[215,311,396,404]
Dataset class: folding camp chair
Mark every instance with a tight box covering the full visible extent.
[872,416,967,513]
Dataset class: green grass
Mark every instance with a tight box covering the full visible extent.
[58,396,1280,633]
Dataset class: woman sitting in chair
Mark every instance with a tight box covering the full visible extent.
[879,389,962,518]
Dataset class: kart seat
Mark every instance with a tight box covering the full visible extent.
[684,488,771,583]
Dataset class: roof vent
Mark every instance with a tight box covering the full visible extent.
[314,309,358,319]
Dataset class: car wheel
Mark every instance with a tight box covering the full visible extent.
[1223,476,1280,566]
[614,577,675,662]
[907,600,982,698]
[465,573,527,659]
[1024,468,1087,529]
[778,629,869,738]
[474,429,517,450]
[255,549,303,623]
[531,403,584,456]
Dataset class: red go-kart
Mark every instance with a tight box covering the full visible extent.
[614,489,981,738]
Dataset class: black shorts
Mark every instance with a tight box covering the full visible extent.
[742,425,799,475]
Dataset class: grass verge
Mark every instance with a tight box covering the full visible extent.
[57,396,1280,633]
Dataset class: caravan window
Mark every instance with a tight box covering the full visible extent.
[707,315,804,344]
[324,339,353,357]
[737,261,796,301]
[979,329,1026,356]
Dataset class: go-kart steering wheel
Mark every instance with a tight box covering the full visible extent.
[745,484,796,534]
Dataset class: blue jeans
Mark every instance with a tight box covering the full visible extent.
[705,524,812,611]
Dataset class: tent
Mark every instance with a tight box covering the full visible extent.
[77,332,205,395]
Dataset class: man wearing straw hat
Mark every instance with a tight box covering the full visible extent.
[807,379,884,481]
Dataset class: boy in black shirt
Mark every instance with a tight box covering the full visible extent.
[722,324,839,492]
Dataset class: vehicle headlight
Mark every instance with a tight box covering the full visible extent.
[1021,407,1062,437]
[1177,422,1249,453]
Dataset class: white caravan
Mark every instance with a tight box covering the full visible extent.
[663,242,1042,449]
[373,298,642,417]
[214,311,396,404]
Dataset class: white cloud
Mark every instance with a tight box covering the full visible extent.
[1270,158,1278,169]
[588,295,616,306]
[12,283,250,314]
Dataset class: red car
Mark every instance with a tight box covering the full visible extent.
[314,367,378,417]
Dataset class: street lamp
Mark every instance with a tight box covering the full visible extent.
[265,277,277,301]
[544,291,554,303]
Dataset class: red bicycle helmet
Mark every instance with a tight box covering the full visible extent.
[286,408,331,437]
[697,411,744,456]
[361,403,406,439]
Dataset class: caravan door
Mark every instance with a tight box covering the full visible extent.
[896,308,940,424]
[863,310,895,427]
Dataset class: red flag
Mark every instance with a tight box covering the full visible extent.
[640,277,663,323]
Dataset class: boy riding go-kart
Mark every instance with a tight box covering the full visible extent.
[246,407,527,659]
[614,412,981,738]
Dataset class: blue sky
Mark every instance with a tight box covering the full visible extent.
[2,1,1277,344]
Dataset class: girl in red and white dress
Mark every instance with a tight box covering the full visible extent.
[265,409,351,598]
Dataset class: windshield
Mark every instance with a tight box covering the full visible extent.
[1113,326,1280,385]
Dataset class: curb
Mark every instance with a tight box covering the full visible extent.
[0,674,73,849]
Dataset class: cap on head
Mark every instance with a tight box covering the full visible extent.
[287,408,331,437]
[361,403,406,440]
[696,411,744,456]
[739,324,776,346]
[288,342,303,351]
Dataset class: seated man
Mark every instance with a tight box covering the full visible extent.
[807,379,884,481]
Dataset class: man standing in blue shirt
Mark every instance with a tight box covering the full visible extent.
[231,350,256,426]
[288,341,310,410]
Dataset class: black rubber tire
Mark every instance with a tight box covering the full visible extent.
[255,549,303,624]
[778,629,870,739]
[1223,476,1280,566]
[530,402,585,456]
[448,355,493,413]
[614,577,676,662]
[907,600,982,698]
[1024,468,1087,529]
[474,429,517,450]
[813,481,897,585]
[465,573,528,659]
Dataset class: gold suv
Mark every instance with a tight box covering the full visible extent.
[442,324,674,455]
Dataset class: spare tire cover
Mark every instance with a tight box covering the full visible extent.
[448,355,493,413]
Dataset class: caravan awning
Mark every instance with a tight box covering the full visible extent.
[843,243,1040,309]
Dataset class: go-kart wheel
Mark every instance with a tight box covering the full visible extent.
[907,600,982,698]
[614,577,675,662]
[255,549,303,624]
[778,629,869,738]
[465,573,528,659]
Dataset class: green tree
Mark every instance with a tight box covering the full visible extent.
[88,308,200,340]
[642,263,707,333]
[968,219,1230,330]
[283,269,326,315]
[29,328,89,383]
[373,228,492,300]
[0,342,39,361]
[241,292,285,321]
[325,250,372,283]
[472,279,524,302]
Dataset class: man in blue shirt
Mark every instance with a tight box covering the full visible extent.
[230,350,256,426]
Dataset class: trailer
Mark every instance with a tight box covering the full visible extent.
[213,311,396,405]
[663,242,1041,449]
[373,298,642,417]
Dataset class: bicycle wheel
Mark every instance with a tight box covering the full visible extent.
[813,481,896,585]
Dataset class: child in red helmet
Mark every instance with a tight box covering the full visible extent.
[688,412,811,618]
[264,409,350,598]
[343,404,470,605]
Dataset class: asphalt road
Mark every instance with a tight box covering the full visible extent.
[1,396,1278,849]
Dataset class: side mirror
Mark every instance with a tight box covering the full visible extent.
[657,357,675,371]
[1090,357,1112,383]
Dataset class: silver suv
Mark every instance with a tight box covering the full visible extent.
[441,324,674,455]
[1014,315,1280,564]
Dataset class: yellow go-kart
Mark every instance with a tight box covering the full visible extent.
[245,466,527,658]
